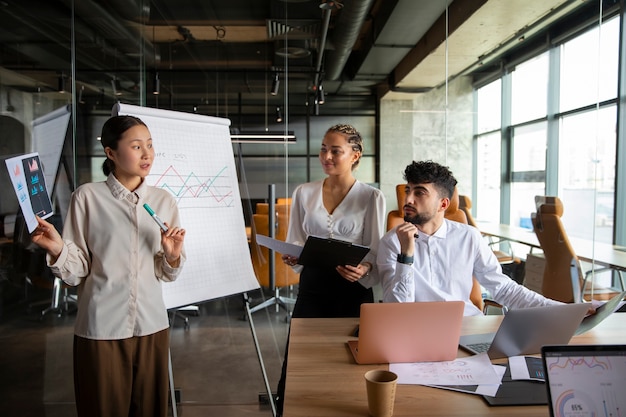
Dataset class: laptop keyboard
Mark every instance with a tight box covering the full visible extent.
[467,342,491,353]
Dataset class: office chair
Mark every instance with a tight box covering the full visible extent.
[458,194,519,266]
[249,204,298,317]
[531,195,619,303]
[386,184,406,232]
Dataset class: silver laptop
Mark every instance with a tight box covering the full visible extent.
[542,344,626,417]
[459,303,589,359]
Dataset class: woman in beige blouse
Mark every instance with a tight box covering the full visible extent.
[30,115,186,417]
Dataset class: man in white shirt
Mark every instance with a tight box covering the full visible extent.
[377,160,562,316]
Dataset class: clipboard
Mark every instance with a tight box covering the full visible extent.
[298,236,369,268]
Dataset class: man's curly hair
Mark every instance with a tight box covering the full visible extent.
[403,160,458,200]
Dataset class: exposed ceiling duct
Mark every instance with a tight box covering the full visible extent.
[324,0,375,81]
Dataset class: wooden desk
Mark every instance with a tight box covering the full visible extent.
[283,314,626,417]
[477,221,626,273]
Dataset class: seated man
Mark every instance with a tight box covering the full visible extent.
[377,160,565,316]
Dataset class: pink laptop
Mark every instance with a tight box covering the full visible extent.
[348,301,465,364]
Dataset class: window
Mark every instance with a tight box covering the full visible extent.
[476,79,501,134]
[560,17,619,113]
[475,132,501,222]
[511,53,548,125]
[510,123,547,228]
[558,106,616,242]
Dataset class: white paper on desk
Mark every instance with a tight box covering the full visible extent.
[389,352,501,386]
[255,235,303,257]
[425,364,506,397]
[509,356,545,381]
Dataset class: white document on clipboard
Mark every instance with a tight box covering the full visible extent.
[255,234,303,257]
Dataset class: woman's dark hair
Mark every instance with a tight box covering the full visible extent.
[403,160,458,200]
[325,124,364,170]
[100,115,147,176]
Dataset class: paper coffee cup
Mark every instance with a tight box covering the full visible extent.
[364,369,398,417]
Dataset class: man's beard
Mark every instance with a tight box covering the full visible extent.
[404,212,430,226]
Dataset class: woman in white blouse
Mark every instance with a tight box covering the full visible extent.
[30,116,186,417]
[282,123,386,316]
[275,124,386,416]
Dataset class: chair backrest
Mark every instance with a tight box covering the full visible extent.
[250,211,299,289]
[531,195,578,302]
[458,194,478,227]
[443,187,484,312]
[386,184,407,231]
[276,197,292,206]
[255,202,290,216]
[443,186,468,224]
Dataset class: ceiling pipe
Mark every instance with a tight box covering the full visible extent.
[1,3,139,72]
[102,0,150,23]
[314,3,333,88]
[58,0,156,66]
[324,0,375,81]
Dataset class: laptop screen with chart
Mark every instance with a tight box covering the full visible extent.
[541,344,626,417]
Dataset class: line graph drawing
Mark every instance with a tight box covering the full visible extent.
[549,357,612,372]
[148,165,235,207]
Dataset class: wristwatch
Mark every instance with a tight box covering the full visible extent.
[397,253,414,265]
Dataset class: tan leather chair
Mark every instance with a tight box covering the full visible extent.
[443,186,468,224]
[249,204,299,314]
[250,213,299,289]
[386,184,407,231]
[255,202,290,216]
[458,194,477,227]
[459,194,518,265]
[531,196,582,303]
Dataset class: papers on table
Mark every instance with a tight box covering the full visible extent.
[508,356,545,381]
[390,352,501,386]
[426,364,506,397]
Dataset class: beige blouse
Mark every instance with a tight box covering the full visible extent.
[48,175,185,340]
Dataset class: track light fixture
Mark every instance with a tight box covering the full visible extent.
[275,106,283,123]
[317,84,325,105]
[152,72,160,95]
[78,85,85,104]
[111,77,122,96]
[271,73,280,96]
[58,73,66,93]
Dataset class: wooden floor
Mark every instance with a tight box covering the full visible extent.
[0,282,292,417]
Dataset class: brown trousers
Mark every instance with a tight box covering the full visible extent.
[73,329,170,417]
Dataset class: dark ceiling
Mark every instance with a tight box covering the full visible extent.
[0,0,594,124]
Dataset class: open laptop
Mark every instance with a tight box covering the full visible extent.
[347,301,464,364]
[459,303,589,359]
[542,344,626,417]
